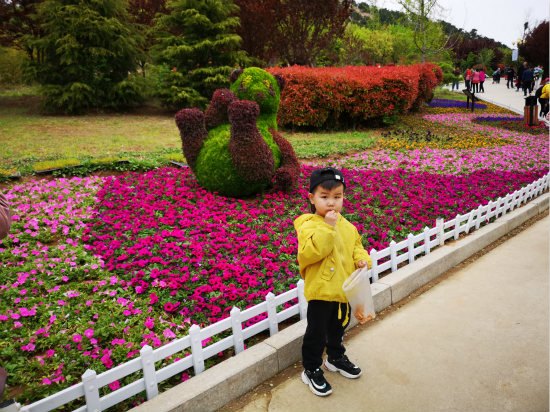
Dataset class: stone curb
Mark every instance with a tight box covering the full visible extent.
[130,193,548,412]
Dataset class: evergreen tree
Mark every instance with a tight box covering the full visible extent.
[152,0,248,110]
[30,0,144,113]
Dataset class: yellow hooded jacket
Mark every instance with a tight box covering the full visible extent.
[294,213,372,303]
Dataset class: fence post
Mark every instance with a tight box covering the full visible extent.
[436,219,444,246]
[297,279,307,320]
[140,345,158,400]
[370,249,379,282]
[475,205,483,229]
[423,227,431,255]
[82,369,101,412]
[266,292,278,336]
[230,307,245,354]
[453,215,461,240]
[390,241,397,272]
[189,324,205,375]
[465,210,474,233]
[502,194,510,216]
[485,201,496,223]
[407,234,415,264]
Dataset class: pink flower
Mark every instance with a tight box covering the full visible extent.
[42,378,52,385]
[84,329,94,338]
[144,317,155,329]
[109,381,120,391]
[73,334,82,343]
[163,328,176,339]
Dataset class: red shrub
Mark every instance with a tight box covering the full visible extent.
[267,64,442,129]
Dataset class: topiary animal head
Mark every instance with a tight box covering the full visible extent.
[229,67,285,116]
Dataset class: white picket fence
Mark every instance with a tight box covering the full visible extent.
[20,172,549,412]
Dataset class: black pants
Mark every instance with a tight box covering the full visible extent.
[479,81,484,92]
[507,77,514,88]
[472,82,478,93]
[539,98,549,117]
[523,82,533,95]
[302,300,350,371]
[465,80,470,91]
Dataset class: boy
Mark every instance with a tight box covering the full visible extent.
[294,167,372,396]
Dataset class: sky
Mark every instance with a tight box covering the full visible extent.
[361,0,550,49]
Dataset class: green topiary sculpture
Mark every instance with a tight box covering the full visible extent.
[175,67,300,198]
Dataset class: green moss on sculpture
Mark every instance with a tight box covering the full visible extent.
[175,67,299,198]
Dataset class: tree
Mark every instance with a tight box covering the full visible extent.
[476,48,494,71]
[451,35,504,68]
[0,0,44,60]
[271,0,352,66]
[152,0,248,109]
[340,23,394,66]
[397,0,452,64]
[232,0,278,66]
[29,0,144,113]
[127,0,168,75]
[518,20,549,75]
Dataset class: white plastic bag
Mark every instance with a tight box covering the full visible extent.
[342,266,375,324]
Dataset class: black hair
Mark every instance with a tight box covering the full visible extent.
[308,180,345,213]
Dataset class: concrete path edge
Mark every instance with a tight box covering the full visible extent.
[129,193,549,412]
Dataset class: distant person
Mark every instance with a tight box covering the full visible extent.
[491,67,501,84]
[464,68,472,91]
[533,65,543,88]
[452,67,461,91]
[479,69,485,93]
[506,66,516,89]
[472,69,480,93]
[516,61,528,92]
[0,192,11,240]
[295,167,371,397]
[522,65,534,95]
[537,78,549,118]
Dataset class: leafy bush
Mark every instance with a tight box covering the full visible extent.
[0,47,28,85]
[268,63,442,129]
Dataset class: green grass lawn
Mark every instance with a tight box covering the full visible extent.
[433,86,468,101]
[0,90,378,174]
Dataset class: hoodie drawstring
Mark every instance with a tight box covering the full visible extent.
[338,302,349,327]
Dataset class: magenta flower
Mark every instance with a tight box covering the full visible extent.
[163,328,176,339]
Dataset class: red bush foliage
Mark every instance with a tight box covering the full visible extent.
[268,63,442,129]
[269,127,301,190]
[174,108,207,169]
[227,100,275,183]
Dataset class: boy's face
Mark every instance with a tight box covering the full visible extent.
[308,184,344,217]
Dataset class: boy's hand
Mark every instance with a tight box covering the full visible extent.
[324,210,338,226]
[357,260,368,268]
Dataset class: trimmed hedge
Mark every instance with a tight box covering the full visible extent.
[268,63,443,129]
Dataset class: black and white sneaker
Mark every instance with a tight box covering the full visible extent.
[324,355,362,379]
[301,368,333,396]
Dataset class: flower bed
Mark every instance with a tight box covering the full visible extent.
[427,98,488,109]
[473,116,549,134]
[308,113,549,174]
[1,108,548,409]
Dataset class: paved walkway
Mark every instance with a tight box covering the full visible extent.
[225,216,549,412]
[444,79,540,115]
